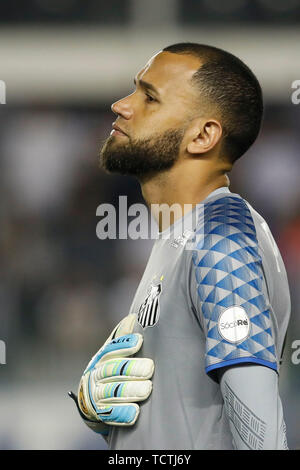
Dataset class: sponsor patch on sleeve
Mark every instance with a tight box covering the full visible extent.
[218,306,250,344]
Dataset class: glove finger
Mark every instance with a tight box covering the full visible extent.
[84,333,143,374]
[97,403,140,426]
[108,314,137,340]
[93,357,154,383]
[92,380,152,403]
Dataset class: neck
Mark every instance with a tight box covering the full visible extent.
[140,159,230,232]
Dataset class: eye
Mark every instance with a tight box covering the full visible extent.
[145,93,155,103]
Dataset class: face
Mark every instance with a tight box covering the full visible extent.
[99,51,202,179]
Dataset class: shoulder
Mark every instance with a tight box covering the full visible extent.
[190,192,263,278]
[193,192,259,253]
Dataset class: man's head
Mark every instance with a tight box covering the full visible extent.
[99,43,263,179]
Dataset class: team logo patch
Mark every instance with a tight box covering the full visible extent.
[138,283,162,328]
[218,306,250,343]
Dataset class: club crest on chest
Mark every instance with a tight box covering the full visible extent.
[137,282,162,328]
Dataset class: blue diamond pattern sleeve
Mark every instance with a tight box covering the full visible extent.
[190,195,278,375]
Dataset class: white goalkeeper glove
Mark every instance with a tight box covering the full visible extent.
[69,314,154,435]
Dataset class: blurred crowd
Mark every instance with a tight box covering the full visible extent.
[0,103,299,448]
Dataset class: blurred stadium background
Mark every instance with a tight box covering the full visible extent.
[0,0,299,449]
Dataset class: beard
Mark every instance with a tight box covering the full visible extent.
[99,127,185,180]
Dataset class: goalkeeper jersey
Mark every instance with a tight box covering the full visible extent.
[107,187,291,450]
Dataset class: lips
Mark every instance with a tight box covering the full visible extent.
[112,123,127,136]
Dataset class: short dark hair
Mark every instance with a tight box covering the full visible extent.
[163,42,264,163]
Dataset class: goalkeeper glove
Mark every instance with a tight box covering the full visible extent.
[69,314,154,435]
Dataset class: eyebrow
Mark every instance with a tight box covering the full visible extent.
[134,77,160,97]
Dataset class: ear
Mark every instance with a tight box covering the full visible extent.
[187,119,223,155]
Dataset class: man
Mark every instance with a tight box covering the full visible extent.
[70,43,290,449]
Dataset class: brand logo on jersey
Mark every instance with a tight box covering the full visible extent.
[137,282,162,328]
[171,229,195,249]
[218,306,250,343]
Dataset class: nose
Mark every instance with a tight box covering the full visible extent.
[111,96,133,120]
